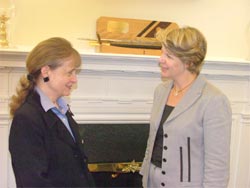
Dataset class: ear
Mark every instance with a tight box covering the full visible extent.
[40,65,50,77]
[185,61,193,69]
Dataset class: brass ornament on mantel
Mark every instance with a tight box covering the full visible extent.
[0,13,10,47]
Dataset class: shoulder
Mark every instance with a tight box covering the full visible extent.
[195,75,229,100]
[198,76,231,114]
[202,78,229,102]
[15,98,43,119]
[11,93,45,129]
[14,103,39,118]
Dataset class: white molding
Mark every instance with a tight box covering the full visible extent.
[1,99,250,125]
[1,50,250,76]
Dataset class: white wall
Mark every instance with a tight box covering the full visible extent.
[4,0,250,60]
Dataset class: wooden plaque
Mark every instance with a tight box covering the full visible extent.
[96,16,178,55]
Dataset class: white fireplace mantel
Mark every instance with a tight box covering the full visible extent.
[1,49,250,76]
[0,48,250,188]
[1,49,250,123]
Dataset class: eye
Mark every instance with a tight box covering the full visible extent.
[162,52,172,59]
[70,68,81,76]
[76,68,81,74]
[67,69,77,77]
[166,53,173,59]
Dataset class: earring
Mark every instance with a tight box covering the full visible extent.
[27,74,33,81]
[43,77,49,82]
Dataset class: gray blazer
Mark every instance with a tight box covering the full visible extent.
[140,75,232,188]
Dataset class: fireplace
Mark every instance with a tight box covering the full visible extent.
[79,123,149,187]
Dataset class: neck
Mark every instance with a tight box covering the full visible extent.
[36,84,59,105]
[172,74,197,96]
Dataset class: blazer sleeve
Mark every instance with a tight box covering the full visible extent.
[9,112,54,187]
[203,93,232,188]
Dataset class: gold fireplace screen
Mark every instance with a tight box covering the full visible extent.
[88,160,141,173]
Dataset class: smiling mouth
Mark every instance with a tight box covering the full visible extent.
[161,66,168,70]
[66,85,72,90]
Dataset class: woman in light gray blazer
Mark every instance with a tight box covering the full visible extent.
[140,27,232,188]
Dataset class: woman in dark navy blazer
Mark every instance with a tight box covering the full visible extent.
[140,27,232,188]
[9,37,95,187]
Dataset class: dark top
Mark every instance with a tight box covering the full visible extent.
[151,105,174,168]
[9,91,95,187]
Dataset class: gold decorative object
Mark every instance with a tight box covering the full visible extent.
[88,160,142,173]
[0,0,15,48]
[121,160,141,173]
[0,13,10,47]
[88,160,142,179]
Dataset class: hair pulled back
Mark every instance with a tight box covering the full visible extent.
[9,37,81,117]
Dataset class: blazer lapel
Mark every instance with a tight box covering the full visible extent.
[27,91,77,148]
[66,112,81,144]
[43,110,76,148]
[165,75,206,123]
[152,81,173,129]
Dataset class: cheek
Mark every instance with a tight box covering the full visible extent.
[52,76,67,87]
[173,61,184,69]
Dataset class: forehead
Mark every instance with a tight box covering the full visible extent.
[162,46,174,55]
[59,57,79,70]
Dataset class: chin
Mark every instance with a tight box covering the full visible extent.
[63,92,71,96]
[161,73,169,78]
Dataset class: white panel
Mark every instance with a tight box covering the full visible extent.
[207,79,249,102]
[108,76,159,99]
[228,116,242,188]
[8,154,16,188]
[234,123,250,188]
[0,70,9,96]
[0,98,9,114]
[0,126,9,188]
[72,75,108,98]
[8,71,25,96]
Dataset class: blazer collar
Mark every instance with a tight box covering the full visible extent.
[27,91,78,148]
[161,74,207,123]
[44,110,79,148]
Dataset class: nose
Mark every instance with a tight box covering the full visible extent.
[71,74,77,83]
[159,54,165,64]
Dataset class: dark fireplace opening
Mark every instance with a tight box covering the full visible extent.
[79,123,149,187]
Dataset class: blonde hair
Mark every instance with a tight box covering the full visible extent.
[9,37,81,117]
[161,26,207,74]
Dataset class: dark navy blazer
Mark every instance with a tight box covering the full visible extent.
[9,91,95,187]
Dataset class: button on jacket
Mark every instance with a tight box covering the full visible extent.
[140,75,232,188]
[9,91,95,187]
